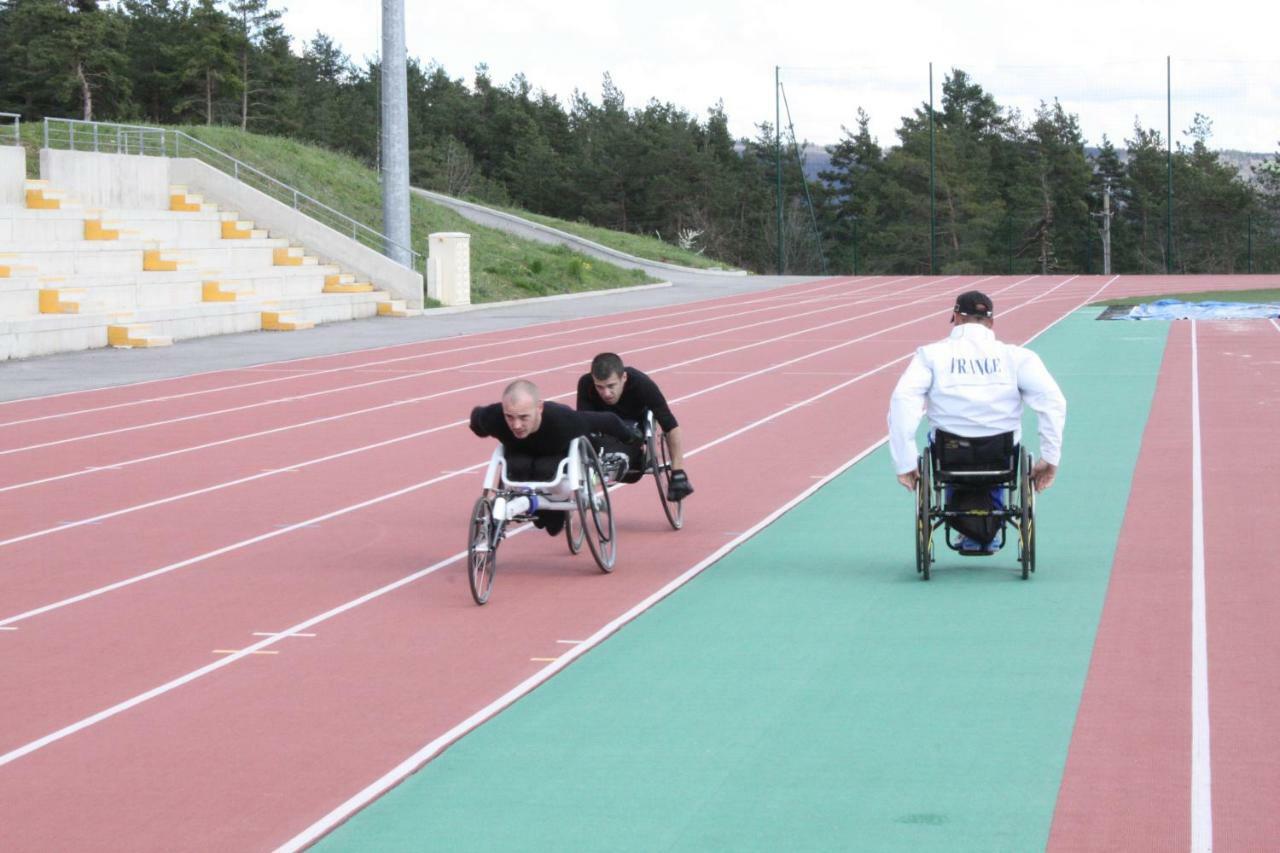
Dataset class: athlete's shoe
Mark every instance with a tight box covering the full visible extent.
[666,470,694,501]
[957,535,997,556]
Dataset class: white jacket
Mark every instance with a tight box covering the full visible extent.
[887,323,1066,474]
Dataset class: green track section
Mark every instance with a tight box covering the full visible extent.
[318,313,1169,852]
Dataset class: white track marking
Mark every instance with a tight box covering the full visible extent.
[276,274,1113,851]
[1190,321,1213,853]
[0,276,985,552]
[0,277,984,585]
[0,276,1097,773]
[0,278,925,456]
[0,278,948,495]
[1270,317,1280,333]
[0,277,874,426]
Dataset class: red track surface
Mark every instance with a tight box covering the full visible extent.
[0,275,1266,850]
[1050,317,1280,851]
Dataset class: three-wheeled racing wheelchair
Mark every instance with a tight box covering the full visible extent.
[466,437,615,605]
[591,410,685,530]
[914,430,1035,580]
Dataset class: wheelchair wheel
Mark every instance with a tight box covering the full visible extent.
[1019,451,1036,579]
[576,442,616,572]
[566,506,585,554]
[467,496,498,605]
[916,449,933,581]
[649,426,684,530]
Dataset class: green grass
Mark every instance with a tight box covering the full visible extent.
[178,126,658,302]
[1094,287,1280,306]
[492,205,738,271]
[15,121,658,303]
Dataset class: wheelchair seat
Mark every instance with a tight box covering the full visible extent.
[931,430,1018,486]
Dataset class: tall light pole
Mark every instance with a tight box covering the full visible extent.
[381,0,411,267]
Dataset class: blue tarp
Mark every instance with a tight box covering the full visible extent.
[1118,299,1280,320]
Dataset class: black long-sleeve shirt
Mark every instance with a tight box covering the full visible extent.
[469,400,634,463]
[576,367,678,432]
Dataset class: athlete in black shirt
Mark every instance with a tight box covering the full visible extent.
[576,353,694,500]
[470,379,638,534]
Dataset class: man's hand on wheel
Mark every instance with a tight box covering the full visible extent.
[897,470,919,492]
[1031,460,1058,493]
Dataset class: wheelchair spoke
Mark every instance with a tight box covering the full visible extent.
[467,496,498,605]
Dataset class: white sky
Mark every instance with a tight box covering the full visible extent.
[282,0,1280,153]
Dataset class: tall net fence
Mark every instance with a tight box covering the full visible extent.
[776,59,1280,276]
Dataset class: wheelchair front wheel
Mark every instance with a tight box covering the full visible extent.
[576,442,617,572]
[916,449,933,580]
[649,426,684,530]
[468,496,499,605]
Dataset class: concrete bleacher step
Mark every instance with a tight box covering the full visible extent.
[273,246,318,267]
[377,298,420,318]
[0,253,38,278]
[169,184,217,213]
[142,248,196,272]
[38,281,107,315]
[107,322,172,348]
[261,309,315,331]
[84,217,143,241]
[323,272,374,293]
[201,280,255,302]
[24,179,81,211]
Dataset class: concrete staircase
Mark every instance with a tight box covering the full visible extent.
[1,176,418,360]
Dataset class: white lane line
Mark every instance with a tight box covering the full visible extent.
[1270,317,1279,333]
[0,279,957,532]
[275,273,1113,853]
[0,626,17,631]
[0,280,977,607]
[0,278,918,458]
[273,421,896,853]
[0,277,876,427]
[1190,320,1213,853]
[252,632,316,639]
[0,276,1090,779]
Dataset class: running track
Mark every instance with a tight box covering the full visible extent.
[0,274,1273,850]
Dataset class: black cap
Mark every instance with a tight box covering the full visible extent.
[954,290,993,318]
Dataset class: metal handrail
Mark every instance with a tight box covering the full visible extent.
[1,112,19,146]
[41,117,422,271]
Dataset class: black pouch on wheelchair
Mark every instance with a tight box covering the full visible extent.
[935,431,1014,545]
[506,452,560,482]
[592,431,645,482]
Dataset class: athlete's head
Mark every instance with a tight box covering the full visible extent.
[590,352,627,405]
[501,379,543,439]
[952,290,994,328]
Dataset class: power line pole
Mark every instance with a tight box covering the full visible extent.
[380,0,411,267]
[775,65,784,275]
[928,62,936,276]
[1102,177,1113,276]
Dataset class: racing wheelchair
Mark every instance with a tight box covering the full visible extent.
[914,430,1035,581]
[592,410,684,530]
[466,437,615,605]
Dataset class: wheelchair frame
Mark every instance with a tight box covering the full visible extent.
[914,432,1036,581]
[466,437,615,605]
[593,410,684,530]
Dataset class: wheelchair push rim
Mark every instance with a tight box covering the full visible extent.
[1019,450,1036,579]
[576,442,617,572]
[916,448,932,580]
[648,422,684,530]
[467,496,498,605]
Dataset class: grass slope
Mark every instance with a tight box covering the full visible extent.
[16,122,661,303]
[1095,287,1280,306]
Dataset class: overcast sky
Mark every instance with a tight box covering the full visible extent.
[282,0,1279,153]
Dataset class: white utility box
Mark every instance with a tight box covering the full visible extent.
[427,231,471,306]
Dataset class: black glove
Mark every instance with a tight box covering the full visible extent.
[667,469,694,500]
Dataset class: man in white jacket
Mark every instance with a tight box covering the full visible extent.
[887,290,1066,550]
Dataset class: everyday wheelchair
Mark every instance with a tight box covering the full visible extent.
[593,410,684,530]
[466,437,615,605]
[914,430,1035,581]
